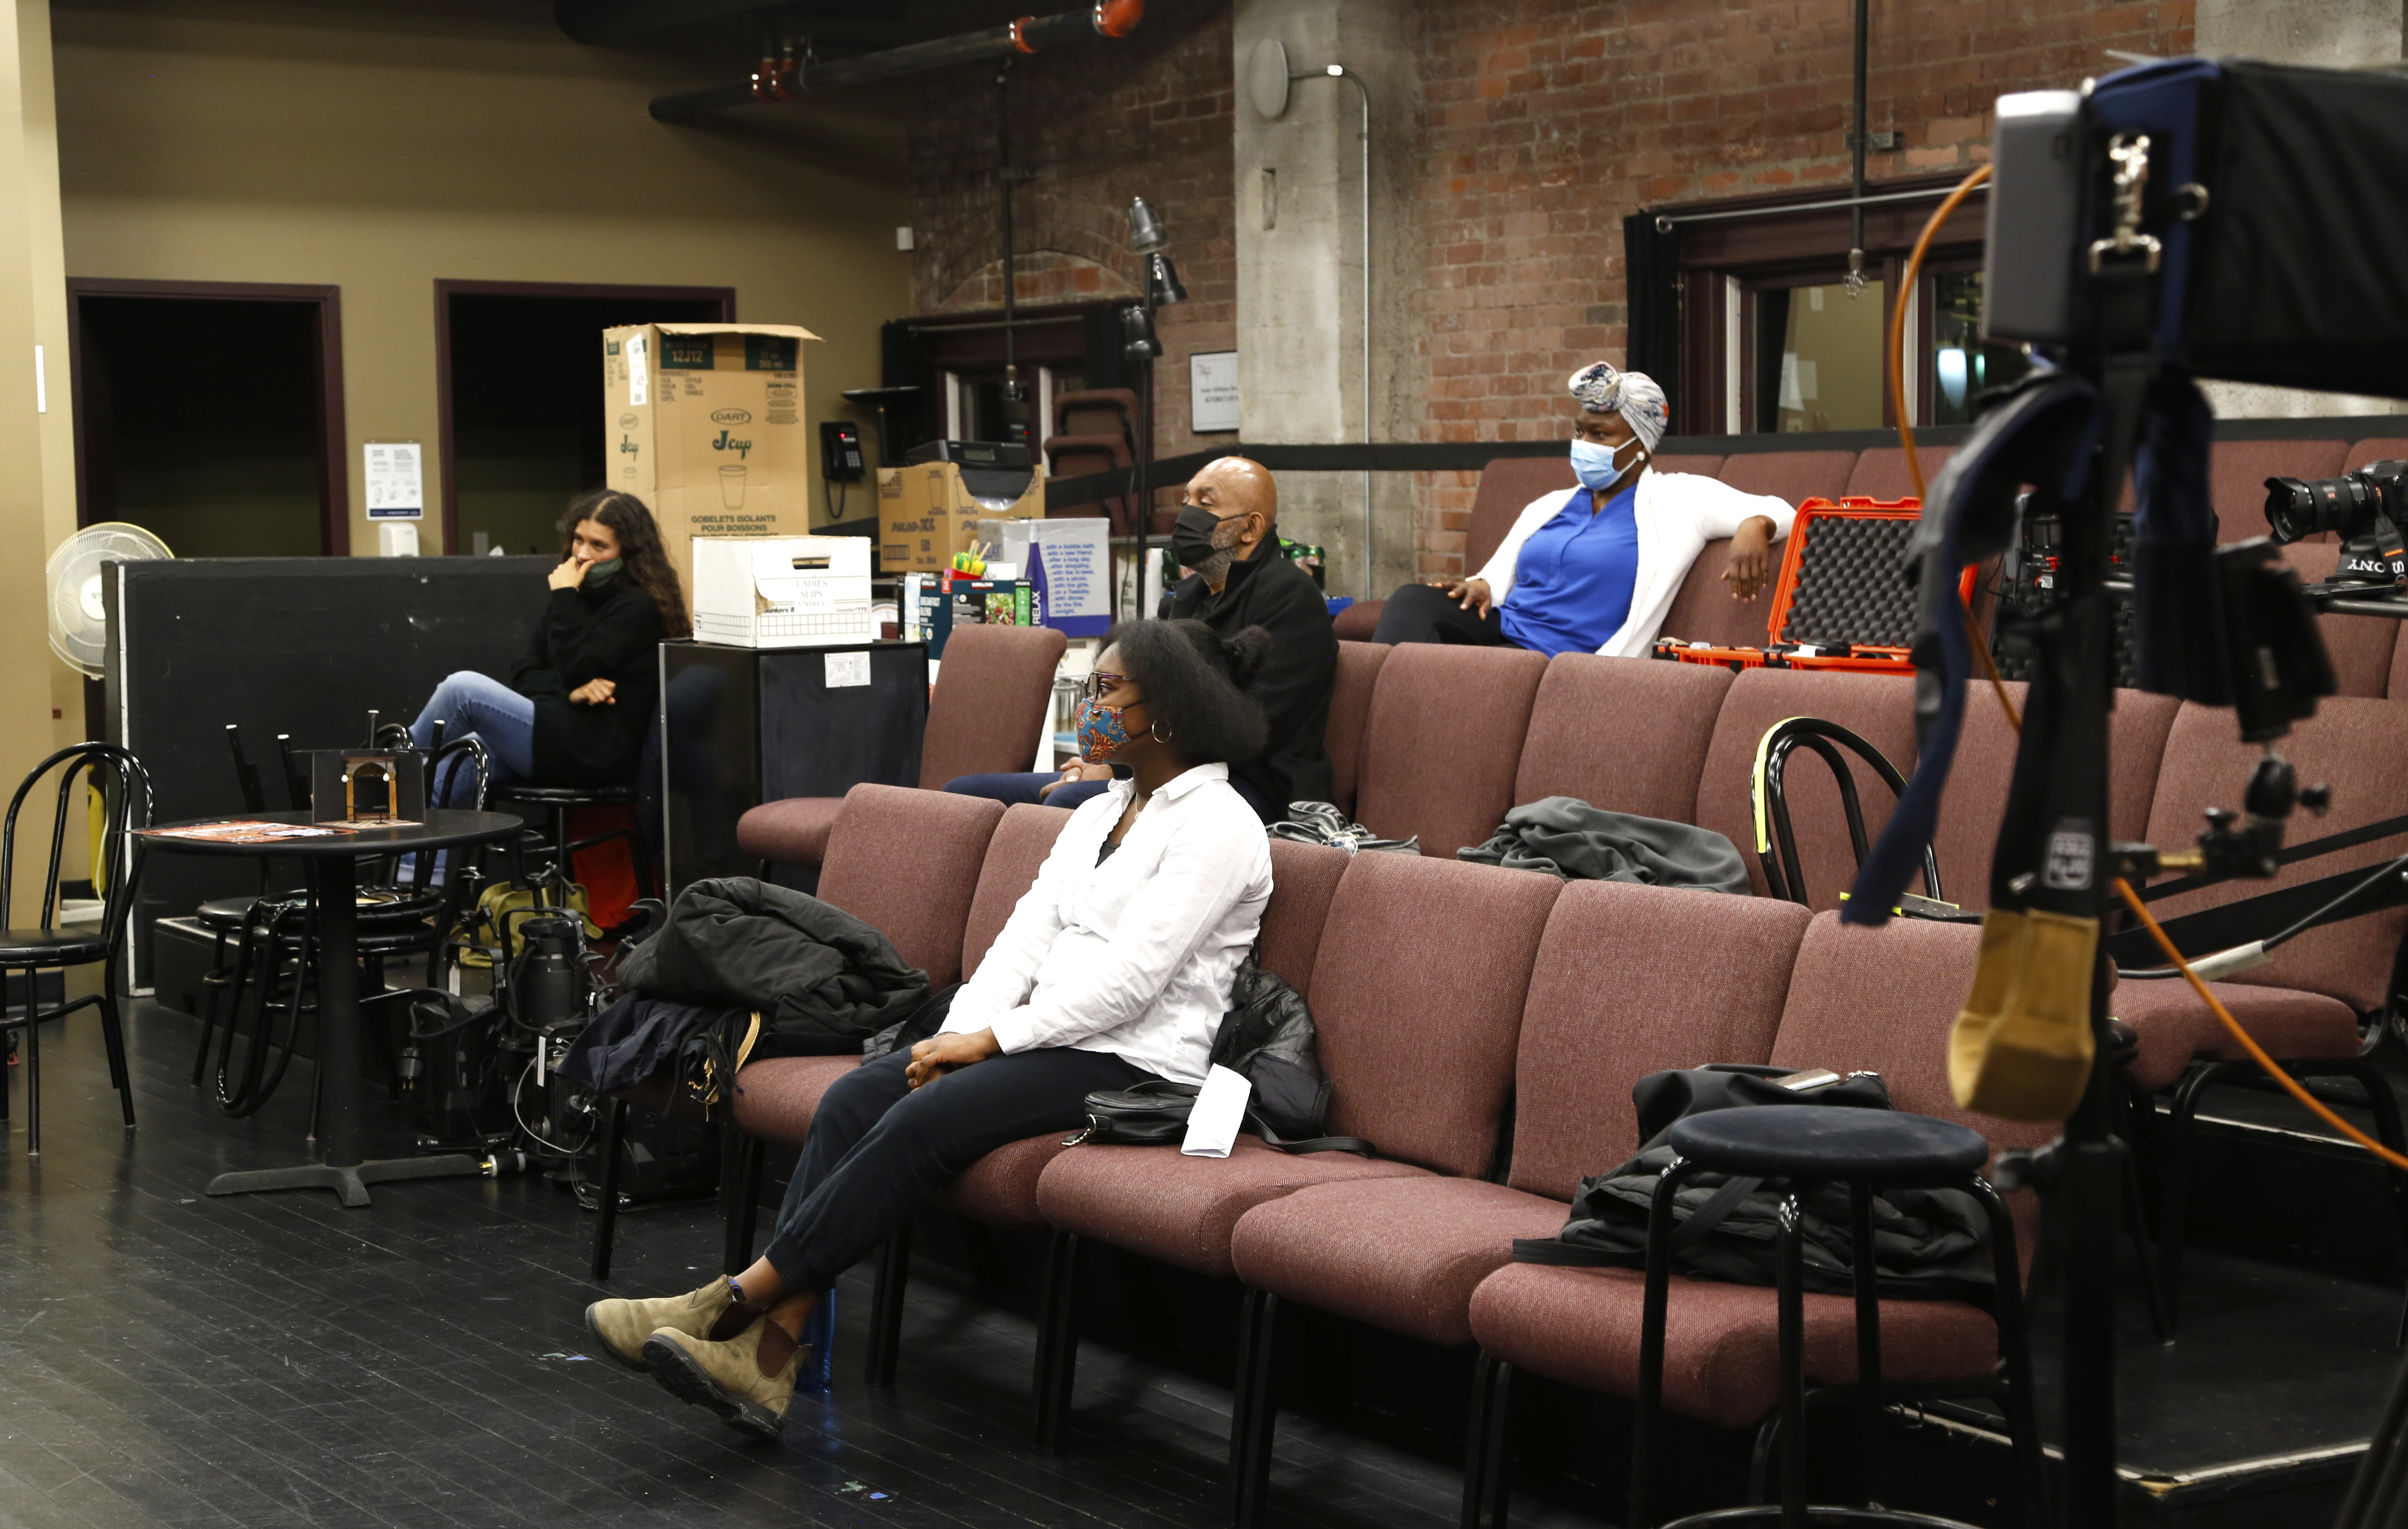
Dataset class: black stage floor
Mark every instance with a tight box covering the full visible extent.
[3,994,2404,1529]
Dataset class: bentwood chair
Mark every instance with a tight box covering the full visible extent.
[0,743,153,1157]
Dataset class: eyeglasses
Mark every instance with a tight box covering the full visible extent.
[1081,671,1130,703]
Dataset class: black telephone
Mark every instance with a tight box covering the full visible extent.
[819,421,865,482]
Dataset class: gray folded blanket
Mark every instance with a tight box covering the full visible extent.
[1457,796,1749,893]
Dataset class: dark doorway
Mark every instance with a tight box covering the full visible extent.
[69,281,347,557]
[437,281,734,558]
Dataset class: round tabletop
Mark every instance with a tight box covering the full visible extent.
[136,808,525,858]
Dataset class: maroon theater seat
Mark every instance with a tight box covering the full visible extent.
[1513,654,1733,822]
[1230,882,1809,1350]
[2211,438,2349,542]
[1657,539,1778,650]
[1928,683,2180,914]
[2346,438,2408,473]
[1843,445,1956,502]
[1351,643,1548,857]
[1649,453,1727,481]
[1469,913,2052,1438]
[1031,854,1561,1448]
[729,785,1004,1157]
[1322,640,1388,816]
[1342,455,1582,642]
[1693,668,1919,908]
[736,623,1066,871]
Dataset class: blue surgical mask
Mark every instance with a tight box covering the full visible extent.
[1570,436,1643,491]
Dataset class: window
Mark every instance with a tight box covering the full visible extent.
[1663,176,1996,436]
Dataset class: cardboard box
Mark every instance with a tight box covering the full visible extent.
[691,535,873,649]
[602,322,819,601]
[878,460,1046,573]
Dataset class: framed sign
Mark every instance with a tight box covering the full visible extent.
[1189,351,1239,434]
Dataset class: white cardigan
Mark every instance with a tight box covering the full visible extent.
[1471,468,1798,658]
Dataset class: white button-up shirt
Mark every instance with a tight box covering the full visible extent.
[941,763,1273,1085]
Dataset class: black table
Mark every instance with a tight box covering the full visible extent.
[138,808,523,1206]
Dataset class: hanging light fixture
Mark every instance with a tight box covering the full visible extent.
[1126,195,1169,254]
[1146,251,1187,307]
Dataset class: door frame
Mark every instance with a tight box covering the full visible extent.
[65,277,350,554]
[433,279,736,556]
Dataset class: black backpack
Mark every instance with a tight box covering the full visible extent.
[1511,1064,1997,1301]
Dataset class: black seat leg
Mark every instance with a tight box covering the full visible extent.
[1034,1231,1082,1453]
[1631,1154,1704,1529]
[2121,1137,2174,1345]
[1849,1181,1885,1505]
[1971,1176,2049,1529]
[1230,1286,1280,1529]
[590,1096,629,1281]
[2158,1061,2224,1333]
[98,991,135,1131]
[24,977,40,1158]
[867,1224,912,1387]
[1775,1191,1809,1528]
[1459,1353,1514,1529]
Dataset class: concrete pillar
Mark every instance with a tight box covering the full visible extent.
[0,0,82,906]
[1230,0,1421,601]
[2196,0,2408,419]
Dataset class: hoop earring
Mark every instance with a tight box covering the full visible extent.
[1150,720,1175,743]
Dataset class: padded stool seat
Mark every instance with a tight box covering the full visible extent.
[1661,1507,1981,1527]
[1665,1108,1989,1186]
[495,783,633,805]
[198,895,260,932]
[0,927,107,963]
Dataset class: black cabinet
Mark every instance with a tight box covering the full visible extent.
[660,640,928,893]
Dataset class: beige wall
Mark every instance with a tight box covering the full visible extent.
[52,0,913,569]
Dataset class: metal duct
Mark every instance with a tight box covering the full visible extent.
[649,0,1144,122]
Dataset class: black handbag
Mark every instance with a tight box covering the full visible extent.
[1065,960,1373,1154]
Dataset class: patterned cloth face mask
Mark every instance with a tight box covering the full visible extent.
[1075,672,1136,762]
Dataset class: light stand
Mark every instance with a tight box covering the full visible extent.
[1122,196,1186,619]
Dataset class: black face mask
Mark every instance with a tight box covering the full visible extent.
[1171,503,1233,572]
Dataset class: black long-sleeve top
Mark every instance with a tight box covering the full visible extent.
[1161,542,1337,816]
[507,581,663,786]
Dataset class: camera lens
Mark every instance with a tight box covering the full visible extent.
[2264,474,2371,544]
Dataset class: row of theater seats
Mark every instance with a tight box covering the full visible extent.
[1322,645,2408,1083]
[1339,436,2408,670]
[728,782,2054,1524]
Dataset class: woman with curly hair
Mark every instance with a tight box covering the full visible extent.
[582,617,1277,1439]
[409,490,689,799]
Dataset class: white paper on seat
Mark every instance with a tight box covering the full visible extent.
[1180,1064,1252,1158]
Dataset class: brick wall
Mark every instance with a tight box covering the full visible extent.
[1400,0,2194,575]
[905,3,1236,466]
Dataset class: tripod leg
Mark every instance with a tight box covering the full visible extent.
[590,1096,628,1281]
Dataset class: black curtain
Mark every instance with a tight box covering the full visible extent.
[1622,211,1682,406]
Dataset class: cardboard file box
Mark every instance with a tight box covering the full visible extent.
[691,535,873,649]
[878,460,1046,573]
[603,322,819,606]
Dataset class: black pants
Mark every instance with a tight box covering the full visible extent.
[1369,581,1518,647]
[761,1046,1152,1290]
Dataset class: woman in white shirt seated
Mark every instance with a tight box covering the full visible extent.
[582,618,1277,1438]
[1371,363,1797,656]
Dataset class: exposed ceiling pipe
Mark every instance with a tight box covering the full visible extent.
[649,0,1144,122]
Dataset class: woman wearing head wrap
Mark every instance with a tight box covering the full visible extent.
[1370,362,1794,656]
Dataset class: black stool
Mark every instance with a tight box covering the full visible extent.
[1633,1107,2045,1529]
[491,784,656,908]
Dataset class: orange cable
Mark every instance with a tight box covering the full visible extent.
[2111,877,2408,1174]
[1884,164,2020,734]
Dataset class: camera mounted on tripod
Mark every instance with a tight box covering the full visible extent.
[2265,461,2408,586]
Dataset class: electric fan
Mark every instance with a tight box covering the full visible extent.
[47,522,172,678]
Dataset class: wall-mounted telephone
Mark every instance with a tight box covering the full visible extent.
[820,420,866,523]
[820,421,865,482]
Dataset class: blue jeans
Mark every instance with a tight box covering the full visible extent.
[412,670,535,805]
[943,771,1111,811]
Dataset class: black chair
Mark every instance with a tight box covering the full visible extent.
[1625,1107,2044,1529]
[0,743,153,1157]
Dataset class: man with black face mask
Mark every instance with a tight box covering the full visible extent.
[1154,456,1335,818]
[945,456,1334,819]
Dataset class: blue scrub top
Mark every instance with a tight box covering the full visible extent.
[1498,481,1641,658]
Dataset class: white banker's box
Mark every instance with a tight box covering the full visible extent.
[690,535,873,648]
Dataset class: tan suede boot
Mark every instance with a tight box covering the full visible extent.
[642,1318,807,1441]
[584,1279,758,1370]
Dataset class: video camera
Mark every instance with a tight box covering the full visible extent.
[2264,462,2408,583]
